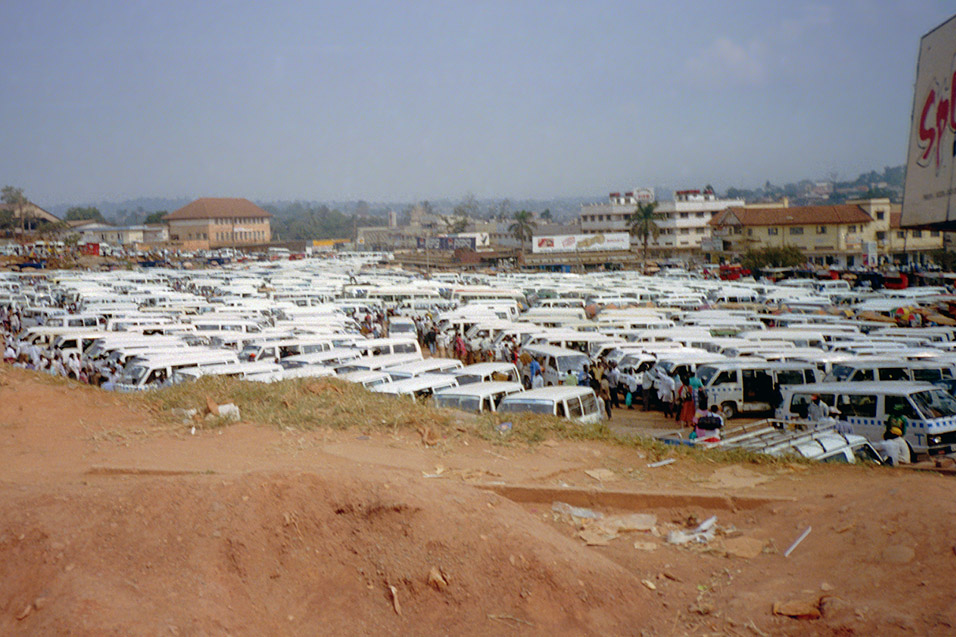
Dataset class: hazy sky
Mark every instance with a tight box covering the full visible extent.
[1,1,953,205]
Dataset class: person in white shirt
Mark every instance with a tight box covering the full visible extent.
[531,368,545,389]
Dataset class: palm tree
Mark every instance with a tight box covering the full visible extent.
[627,201,662,272]
[508,210,537,248]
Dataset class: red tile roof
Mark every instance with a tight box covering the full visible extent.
[164,198,271,221]
[710,204,873,227]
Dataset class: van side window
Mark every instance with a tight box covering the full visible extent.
[567,398,584,418]
[879,368,908,381]
[580,393,598,414]
[790,394,812,418]
[838,394,877,418]
[853,369,874,381]
[395,343,416,354]
[713,370,736,385]
[884,395,919,420]
[804,369,818,383]
[556,402,567,418]
[776,370,804,385]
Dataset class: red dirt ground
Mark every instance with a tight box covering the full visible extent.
[1,366,955,636]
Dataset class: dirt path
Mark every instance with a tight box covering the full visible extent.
[1,367,954,635]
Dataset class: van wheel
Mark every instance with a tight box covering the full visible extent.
[721,401,737,419]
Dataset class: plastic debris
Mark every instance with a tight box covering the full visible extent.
[666,515,718,545]
[218,404,241,421]
[495,421,513,435]
[784,526,812,558]
[552,501,603,520]
[647,458,676,468]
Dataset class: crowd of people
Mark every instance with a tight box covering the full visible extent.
[0,304,124,388]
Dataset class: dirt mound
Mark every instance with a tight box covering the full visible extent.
[0,470,652,636]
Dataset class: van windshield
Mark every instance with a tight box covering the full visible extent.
[910,390,956,419]
[556,353,589,373]
[697,365,719,386]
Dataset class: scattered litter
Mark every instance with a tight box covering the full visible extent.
[584,468,617,482]
[217,404,240,421]
[16,604,32,621]
[495,421,513,435]
[784,526,812,558]
[647,458,676,468]
[633,540,658,551]
[551,501,603,520]
[427,566,448,591]
[356,435,369,441]
[388,585,401,615]
[641,579,657,591]
[605,513,657,533]
[190,426,196,436]
[667,515,717,545]
[820,582,834,592]
[204,396,219,417]
[542,440,559,448]
[772,596,822,620]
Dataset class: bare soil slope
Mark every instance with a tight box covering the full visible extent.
[1,367,955,636]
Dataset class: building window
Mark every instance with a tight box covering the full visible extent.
[876,212,884,220]
[768,228,779,236]
[931,230,940,237]
[876,231,886,241]
[817,226,826,234]
[679,213,689,219]
[790,227,804,235]
[696,212,706,218]
[912,230,922,238]
[897,231,905,239]
[747,229,753,236]
[848,225,856,233]
[680,228,690,235]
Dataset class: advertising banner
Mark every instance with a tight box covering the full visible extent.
[416,236,478,251]
[531,233,630,253]
[901,15,956,229]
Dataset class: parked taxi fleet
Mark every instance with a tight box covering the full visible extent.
[4,258,956,463]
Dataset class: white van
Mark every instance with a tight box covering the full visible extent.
[383,358,464,380]
[116,350,240,391]
[388,317,418,338]
[432,381,524,414]
[518,345,592,387]
[338,370,392,388]
[450,362,520,386]
[498,386,603,424]
[696,361,822,418]
[371,374,460,400]
[351,337,422,358]
[777,381,956,457]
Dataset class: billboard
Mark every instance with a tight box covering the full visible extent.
[901,14,956,229]
[531,233,630,253]
[416,236,477,251]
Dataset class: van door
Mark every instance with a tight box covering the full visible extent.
[742,368,773,411]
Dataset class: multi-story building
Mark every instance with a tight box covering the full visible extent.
[709,198,942,267]
[164,198,271,249]
[579,187,743,256]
